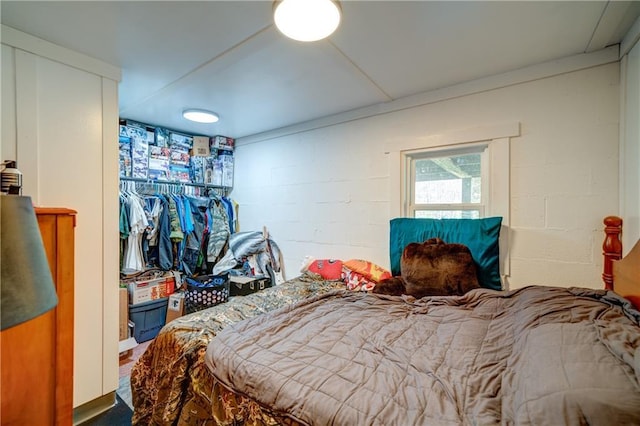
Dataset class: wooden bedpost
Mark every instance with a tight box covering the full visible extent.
[602,216,623,290]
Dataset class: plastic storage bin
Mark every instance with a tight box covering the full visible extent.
[129,297,169,343]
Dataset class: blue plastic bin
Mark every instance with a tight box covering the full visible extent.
[129,297,169,342]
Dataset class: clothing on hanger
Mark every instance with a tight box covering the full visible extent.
[119,180,236,275]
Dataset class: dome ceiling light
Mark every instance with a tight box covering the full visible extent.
[182,109,219,123]
[273,0,342,42]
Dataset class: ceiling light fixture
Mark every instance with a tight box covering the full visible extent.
[274,0,341,42]
[182,109,219,124]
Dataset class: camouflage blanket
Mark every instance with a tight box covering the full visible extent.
[131,273,345,425]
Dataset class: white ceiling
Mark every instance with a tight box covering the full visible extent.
[2,1,639,139]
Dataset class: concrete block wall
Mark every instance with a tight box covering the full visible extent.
[621,38,640,253]
[235,126,391,276]
[234,62,620,289]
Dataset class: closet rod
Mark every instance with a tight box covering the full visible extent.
[119,176,229,190]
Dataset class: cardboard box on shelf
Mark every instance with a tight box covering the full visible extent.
[119,287,129,341]
[192,136,211,157]
[128,275,176,305]
[165,292,185,323]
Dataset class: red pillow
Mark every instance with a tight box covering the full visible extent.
[304,258,344,280]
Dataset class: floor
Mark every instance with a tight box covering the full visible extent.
[78,341,153,426]
[118,339,153,410]
[120,339,153,377]
[77,394,133,426]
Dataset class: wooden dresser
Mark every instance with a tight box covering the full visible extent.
[1,208,76,426]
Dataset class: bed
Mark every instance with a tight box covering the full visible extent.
[131,216,640,425]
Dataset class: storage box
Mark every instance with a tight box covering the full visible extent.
[165,292,185,323]
[128,275,175,305]
[229,275,271,297]
[210,135,234,151]
[218,150,234,188]
[119,287,129,340]
[192,136,211,157]
[129,297,169,343]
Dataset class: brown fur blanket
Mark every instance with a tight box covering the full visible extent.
[374,238,480,297]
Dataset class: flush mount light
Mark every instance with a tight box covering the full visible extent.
[182,109,219,123]
[274,0,341,42]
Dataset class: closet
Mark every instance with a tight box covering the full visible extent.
[118,121,236,349]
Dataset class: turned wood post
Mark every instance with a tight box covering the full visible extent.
[602,216,622,290]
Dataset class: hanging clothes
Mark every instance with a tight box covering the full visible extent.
[122,192,149,272]
[119,180,236,275]
[220,196,236,234]
[145,194,173,271]
[207,197,230,265]
[181,196,204,275]
[119,196,130,271]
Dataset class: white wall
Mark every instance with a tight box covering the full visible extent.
[620,38,640,253]
[234,62,620,290]
[1,26,121,410]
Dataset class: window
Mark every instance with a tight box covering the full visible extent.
[405,145,488,219]
[389,123,516,281]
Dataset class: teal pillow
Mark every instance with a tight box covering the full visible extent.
[389,217,503,290]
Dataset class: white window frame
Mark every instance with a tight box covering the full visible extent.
[386,122,519,283]
[405,143,489,219]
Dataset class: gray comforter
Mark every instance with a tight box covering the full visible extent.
[206,286,640,425]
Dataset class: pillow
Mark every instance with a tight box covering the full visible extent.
[342,259,392,283]
[389,217,502,290]
[302,258,343,280]
[406,238,480,296]
[342,270,377,292]
[375,238,480,297]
